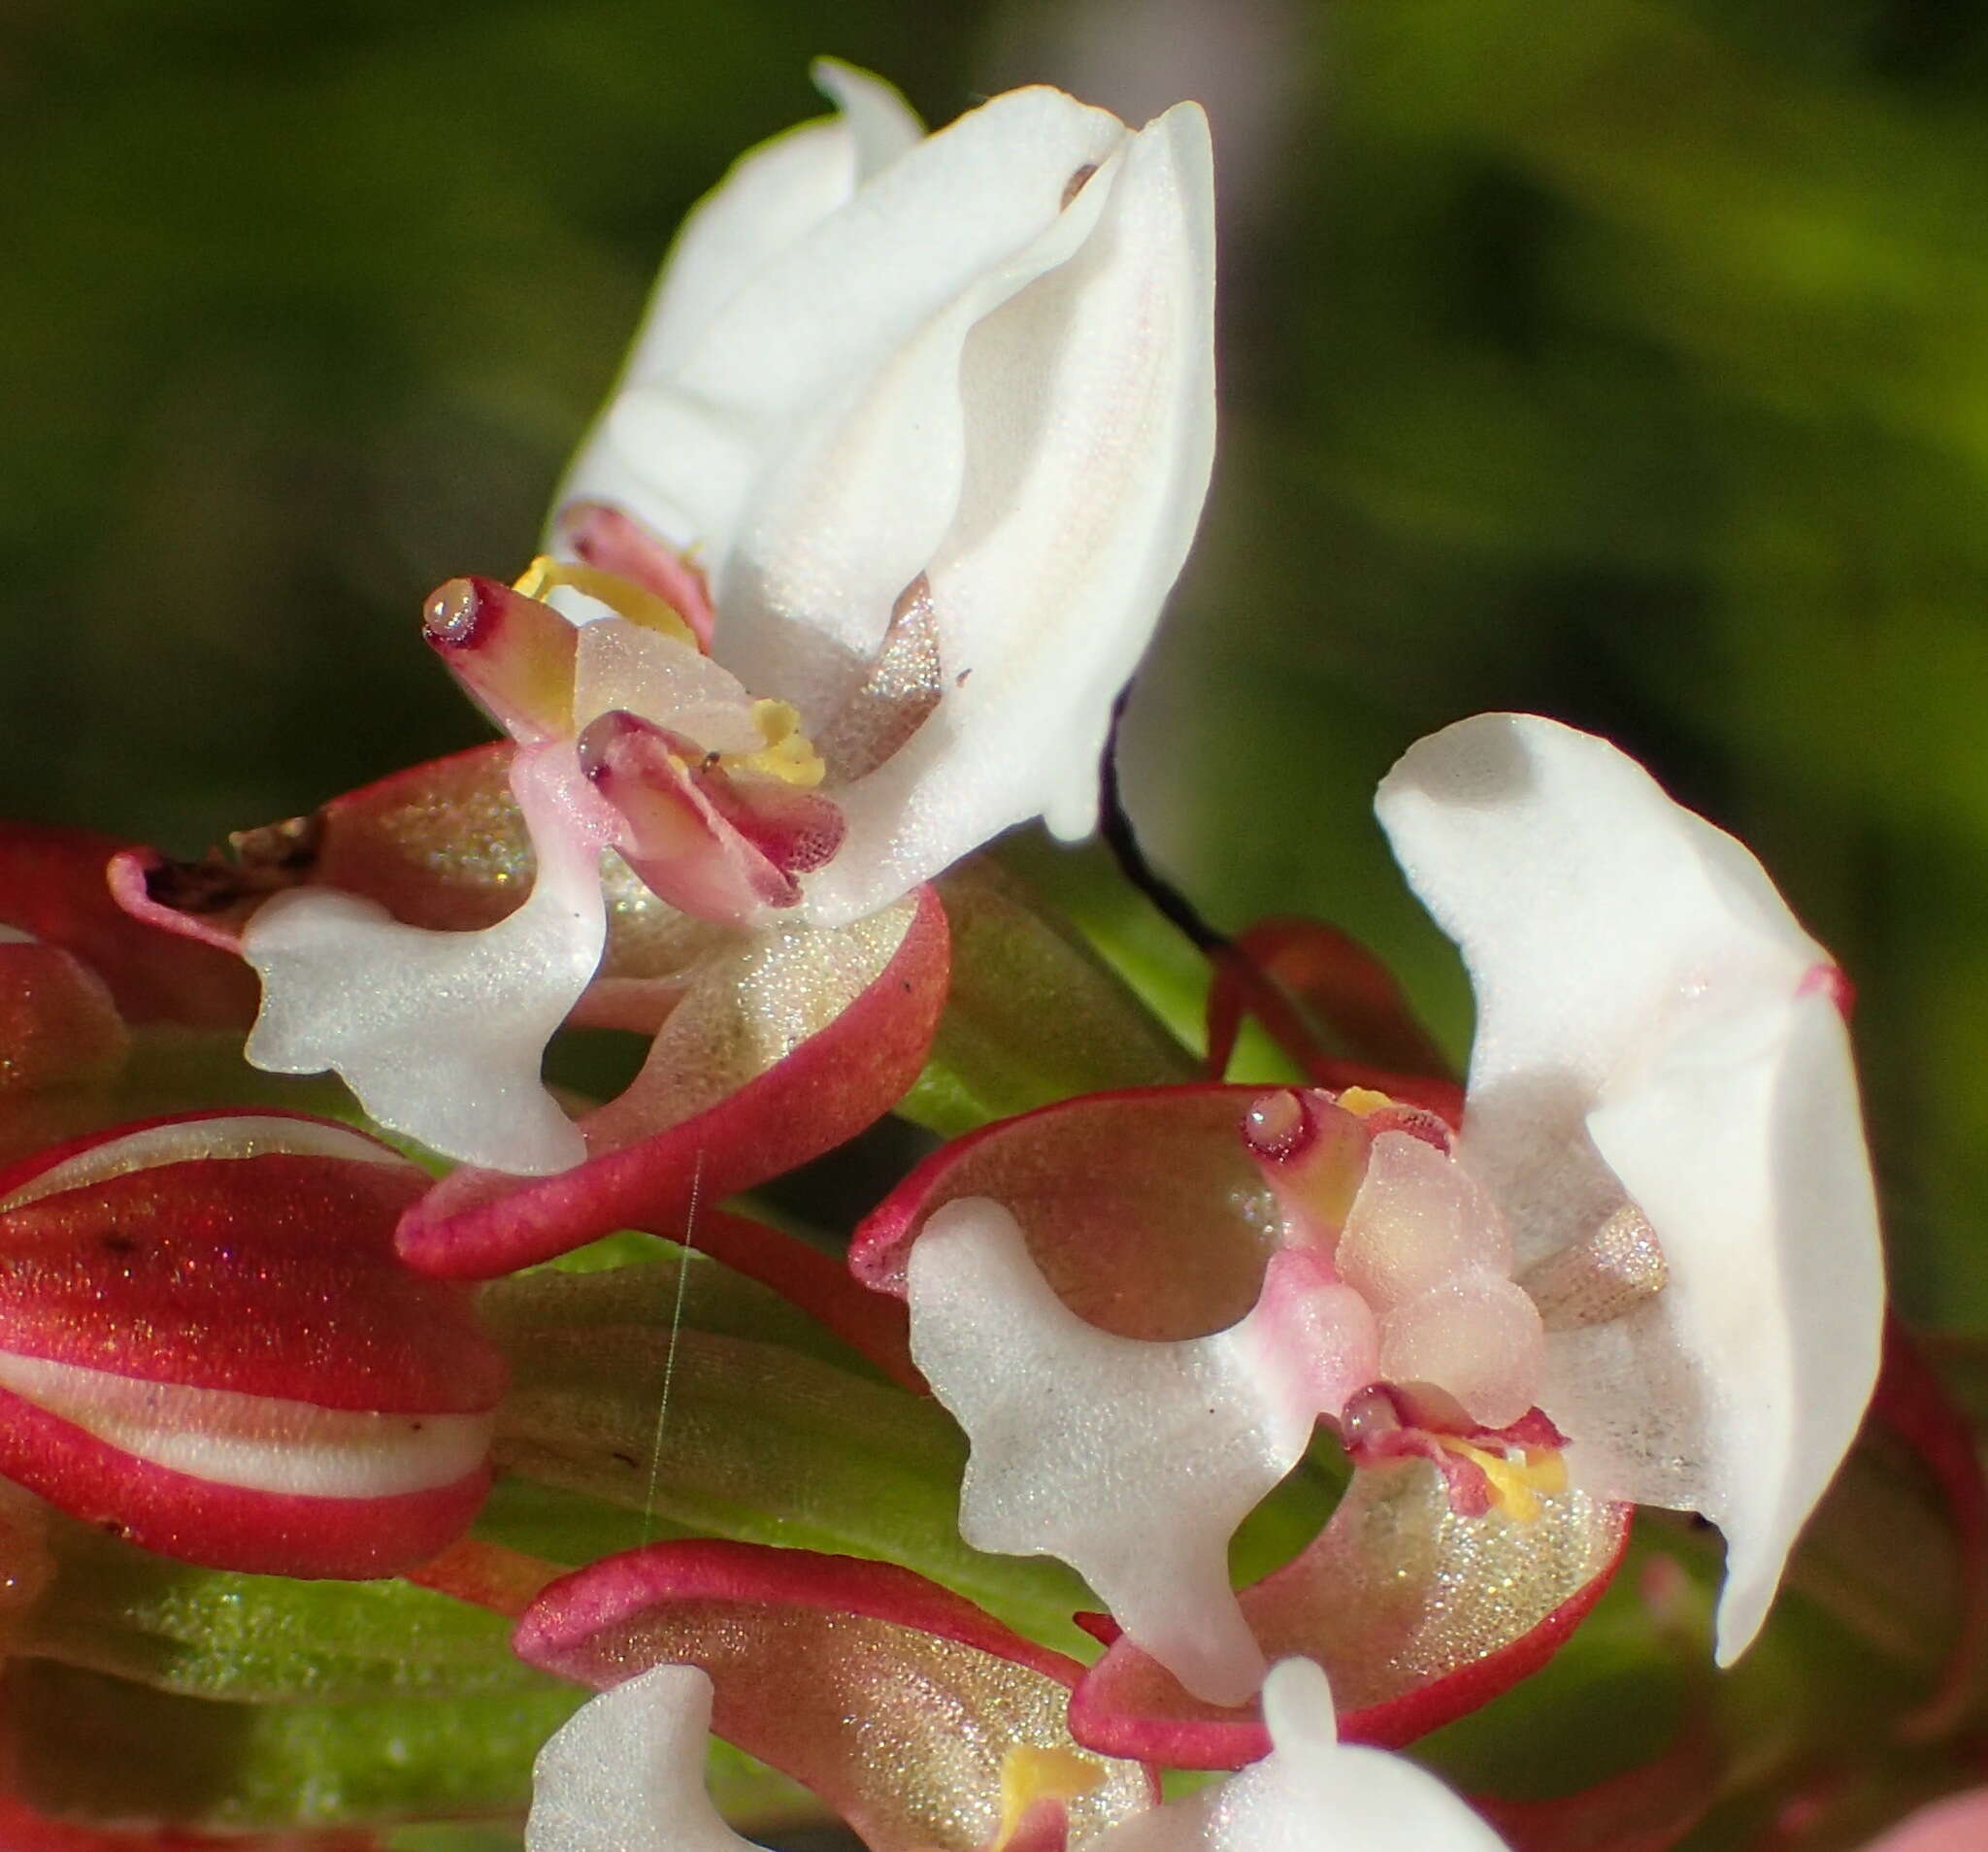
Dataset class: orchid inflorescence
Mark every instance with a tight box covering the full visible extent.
[0,56,1961,1852]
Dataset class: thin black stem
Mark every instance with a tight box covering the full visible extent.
[1097,689,1229,956]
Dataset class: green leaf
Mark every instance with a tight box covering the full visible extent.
[21,1513,547,1704]
[5,1657,581,1829]
[484,1262,1095,1652]
[899,856,1197,1137]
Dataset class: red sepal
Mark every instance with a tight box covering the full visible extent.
[0,823,256,1028]
[1069,1461,1631,1768]
[0,1391,491,1580]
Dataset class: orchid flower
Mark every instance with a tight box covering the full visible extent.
[0,1109,505,1576]
[857,712,1881,1731]
[183,62,1214,1187]
[515,1538,1507,1852]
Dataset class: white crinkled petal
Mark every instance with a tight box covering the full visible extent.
[801,100,1217,920]
[1375,712,1883,1664]
[243,745,613,1176]
[1093,1660,1510,1852]
[525,1664,751,1852]
[909,1201,1353,1708]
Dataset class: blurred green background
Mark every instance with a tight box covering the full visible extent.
[5,0,1986,1335]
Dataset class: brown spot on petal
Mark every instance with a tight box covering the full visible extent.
[815,574,944,783]
[1062,163,1099,209]
[1519,1202,1670,1333]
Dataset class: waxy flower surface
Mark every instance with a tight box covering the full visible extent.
[865,712,1881,1711]
[223,63,1216,1181]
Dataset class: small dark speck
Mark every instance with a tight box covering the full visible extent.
[410,1420,424,1432]
[954,668,972,687]
[612,1449,639,1470]
[101,1234,138,1256]
[1062,164,1099,209]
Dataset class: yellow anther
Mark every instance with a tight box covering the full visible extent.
[721,698,826,788]
[993,1745,1105,1849]
[512,557,700,651]
[1337,1086,1395,1117]
[1433,1436,1566,1523]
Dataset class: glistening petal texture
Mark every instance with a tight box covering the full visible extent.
[907,1200,1376,1708]
[0,1116,504,1575]
[242,744,614,1174]
[515,1541,1153,1852]
[802,101,1219,919]
[1092,1660,1510,1852]
[1375,713,1882,1663]
[525,1665,751,1852]
[1072,1460,1629,1768]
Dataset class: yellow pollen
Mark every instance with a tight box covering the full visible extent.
[722,698,825,788]
[1336,1086,1395,1117]
[993,1745,1105,1849]
[1434,1437,1567,1523]
[512,557,700,651]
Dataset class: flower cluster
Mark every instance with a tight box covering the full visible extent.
[0,56,1945,1852]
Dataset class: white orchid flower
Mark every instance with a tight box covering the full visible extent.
[876,712,1882,1708]
[234,62,1217,1174]
[523,1656,1508,1852]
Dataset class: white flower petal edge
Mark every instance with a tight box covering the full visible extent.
[1375,712,1883,1664]
[561,61,922,491]
[525,1664,751,1852]
[1096,1659,1510,1852]
[243,744,614,1174]
[562,77,1217,925]
[907,1200,1378,1708]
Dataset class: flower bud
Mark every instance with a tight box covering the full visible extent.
[0,1110,505,1577]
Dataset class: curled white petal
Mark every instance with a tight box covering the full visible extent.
[526,1664,751,1852]
[908,1201,1374,1707]
[806,99,1218,918]
[243,745,613,1175]
[560,75,1214,923]
[1375,712,1883,1663]
[1093,1659,1510,1851]
[560,65,922,527]
[0,1351,491,1499]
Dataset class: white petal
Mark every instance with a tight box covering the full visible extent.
[1093,1659,1510,1852]
[908,1201,1375,1707]
[558,67,922,533]
[571,616,766,753]
[800,101,1217,920]
[526,1664,752,1852]
[593,85,1129,686]
[243,745,613,1175]
[1375,713,1883,1663]
[811,58,924,182]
